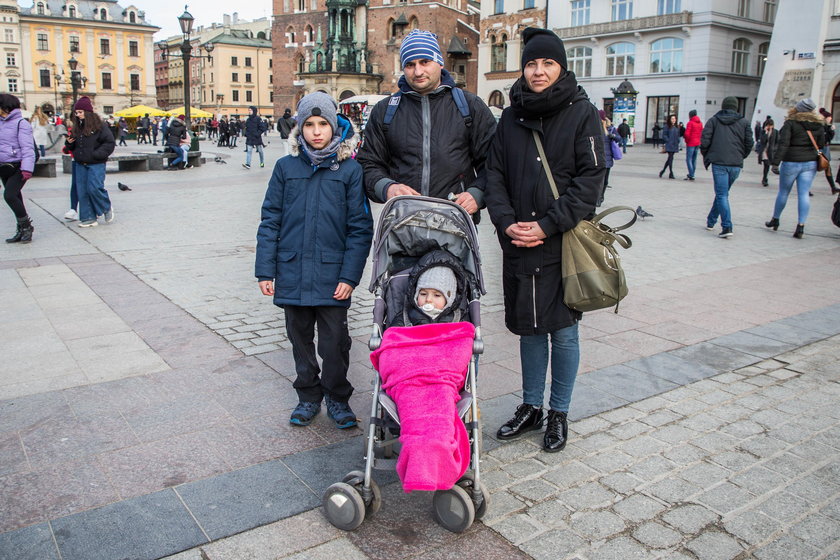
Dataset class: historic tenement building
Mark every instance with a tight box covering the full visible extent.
[271,0,480,115]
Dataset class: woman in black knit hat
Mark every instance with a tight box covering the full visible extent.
[484,28,604,454]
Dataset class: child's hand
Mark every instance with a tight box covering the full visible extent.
[334,282,353,300]
[259,280,274,296]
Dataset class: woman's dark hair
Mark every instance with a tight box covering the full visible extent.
[766,119,774,127]
[71,110,104,137]
[666,114,677,128]
[0,93,21,113]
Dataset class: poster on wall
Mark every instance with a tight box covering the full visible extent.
[613,95,637,145]
[774,70,814,109]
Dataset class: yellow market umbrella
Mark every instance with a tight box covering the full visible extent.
[114,104,169,118]
[168,106,213,118]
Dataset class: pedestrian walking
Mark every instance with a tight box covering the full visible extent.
[700,96,753,238]
[0,93,36,243]
[658,114,679,179]
[484,28,604,453]
[151,116,160,146]
[683,109,703,180]
[243,106,267,169]
[356,29,496,215]
[652,122,662,149]
[765,98,825,239]
[229,117,239,149]
[277,108,295,157]
[255,92,373,429]
[617,118,630,153]
[30,106,53,158]
[65,96,115,228]
[759,119,778,187]
[137,113,150,144]
[218,117,229,147]
[818,108,837,194]
[118,117,128,146]
[598,110,620,206]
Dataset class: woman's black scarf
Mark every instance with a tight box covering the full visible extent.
[509,70,581,119]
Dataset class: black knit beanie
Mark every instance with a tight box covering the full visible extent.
[521,27,567,70]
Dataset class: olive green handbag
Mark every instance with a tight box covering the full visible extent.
[532,130,636,313]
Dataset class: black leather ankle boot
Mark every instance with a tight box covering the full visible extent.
[6,216,33,244]
[543,410,568,453]
[765,217,779,231]
[497,404,543,440]
[793,224,804,239]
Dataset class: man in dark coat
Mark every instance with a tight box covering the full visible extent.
[356,29,496,217]
[617,118,631,153]
[137,113,150,144]
[165,115,187,169]
[277,108,295,156]
[700,96,753,238]
[243,106,268,169]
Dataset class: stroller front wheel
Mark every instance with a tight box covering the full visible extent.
[342,470,382,517]
[322,482,366,531]
[432,485,475,533]
[456,473,490,520]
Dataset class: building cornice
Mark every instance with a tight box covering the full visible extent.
[18,14,159,31]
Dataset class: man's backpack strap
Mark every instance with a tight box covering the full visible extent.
[381,87,473,132]
[382,91,403,133]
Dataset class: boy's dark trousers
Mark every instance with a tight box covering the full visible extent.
[284,305,353,403]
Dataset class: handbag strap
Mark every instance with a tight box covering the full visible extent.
[532,129,560,199]
[804,128,823,156]
[591,206,637,232]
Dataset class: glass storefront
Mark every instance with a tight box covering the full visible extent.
[646,95,679,143]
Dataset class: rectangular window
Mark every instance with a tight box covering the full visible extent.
[69,36,80,52]
[130,73,140,90]
[269,74,273,84]
[5,29,14,43]
[37,32,48,50]
[232,72,239,82]
[763,0,776,22]
[232,90,240,102]
[523,0,535,8]
[494,0,504,14]
[571,0,591,26]
[245,57,252,66]
[100,38,111,55]
[231,56,238,66]
[7,78,17,92]
[40,69,51,87]
[737,0,749,17]
[245,73,252,83]
[657,0,680,14]
[129,40,139,57]
[611,0,633,21]
[5,53,15,66]
[567,46,592,77]
[101,72,112,89]
[246,90,253,102]
[103,106,114,115]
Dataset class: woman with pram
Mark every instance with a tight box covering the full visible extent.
[484,28,604,453]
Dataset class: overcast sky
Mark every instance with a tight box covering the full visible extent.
[136,1,273,40]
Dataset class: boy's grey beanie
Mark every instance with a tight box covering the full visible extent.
[296,92,338,133]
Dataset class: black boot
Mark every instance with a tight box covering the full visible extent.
[5,216,33,244]
[765,217,779,231]
[793,224,804,239]
[543,410,568,453]
[496,404,543,440]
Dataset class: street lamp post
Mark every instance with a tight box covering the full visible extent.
[67,55,87,109]
[158,6,214,150]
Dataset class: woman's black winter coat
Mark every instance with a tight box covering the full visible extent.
[66,122,115,165]
[484,72,604,336]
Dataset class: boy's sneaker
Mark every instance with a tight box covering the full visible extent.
[104,208,115,224]
[78,220,98,228]
[242,163,251,169]
[325,396,358,429]
[64,209,78,221]
[719,228,733,238]
[290,401,320,426]
[260,162,264,168]
[705,225,715,231]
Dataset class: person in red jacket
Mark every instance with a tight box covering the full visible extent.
[683,109,703,180]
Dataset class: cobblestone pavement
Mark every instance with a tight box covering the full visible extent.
[1,137,839,559]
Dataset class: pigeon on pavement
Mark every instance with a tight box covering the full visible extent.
[117,182,131,191]
[636,205,653,219]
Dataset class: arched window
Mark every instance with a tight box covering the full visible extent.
[340,90,355,101]
[68,5,76,17]
[650,38,683,73]
[757,42,769,76]
[731,38,751,74]
[605,42,634,76]
[491,33,507,72]
[388,18,396,39]
[286,26,296,44]
[297,55,306,73]
[567,46,592,77]
[36,2,45,15]
[488,90,504,108]
[129,11,135,22]
[304,25,314,43]
[100,8,107,20]
[409,16,419,30]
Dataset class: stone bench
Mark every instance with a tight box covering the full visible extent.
[61,152,202,173]
[148,151,203,170]
[33,158,58,178]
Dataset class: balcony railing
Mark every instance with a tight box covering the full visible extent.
[554,11,692,39]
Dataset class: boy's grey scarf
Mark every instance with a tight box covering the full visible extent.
[299,132,343,167]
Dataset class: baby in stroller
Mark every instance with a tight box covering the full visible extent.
[371,250,475,492]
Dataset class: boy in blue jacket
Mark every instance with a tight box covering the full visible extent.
[256,92,373,428]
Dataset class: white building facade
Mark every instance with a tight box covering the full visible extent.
[547,0,775,143]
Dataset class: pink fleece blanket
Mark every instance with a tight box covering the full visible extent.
[370,322,475,492]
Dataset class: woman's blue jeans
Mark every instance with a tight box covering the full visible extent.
[520,323,580,413]
[73,162,110,222]
[774,160,817,224]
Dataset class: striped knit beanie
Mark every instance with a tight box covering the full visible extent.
[400,30,444,68]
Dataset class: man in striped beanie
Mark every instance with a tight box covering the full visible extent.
[357,29,497,217]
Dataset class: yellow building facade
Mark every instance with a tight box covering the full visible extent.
[199,30,273,117]
[16,0,158,116]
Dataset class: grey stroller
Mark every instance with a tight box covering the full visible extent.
[321,195,488,533]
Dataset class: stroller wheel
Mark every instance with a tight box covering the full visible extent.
[456,473,490,520]
[322,482,366,531]
[432,484,475,533]
[342,471,382,517]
